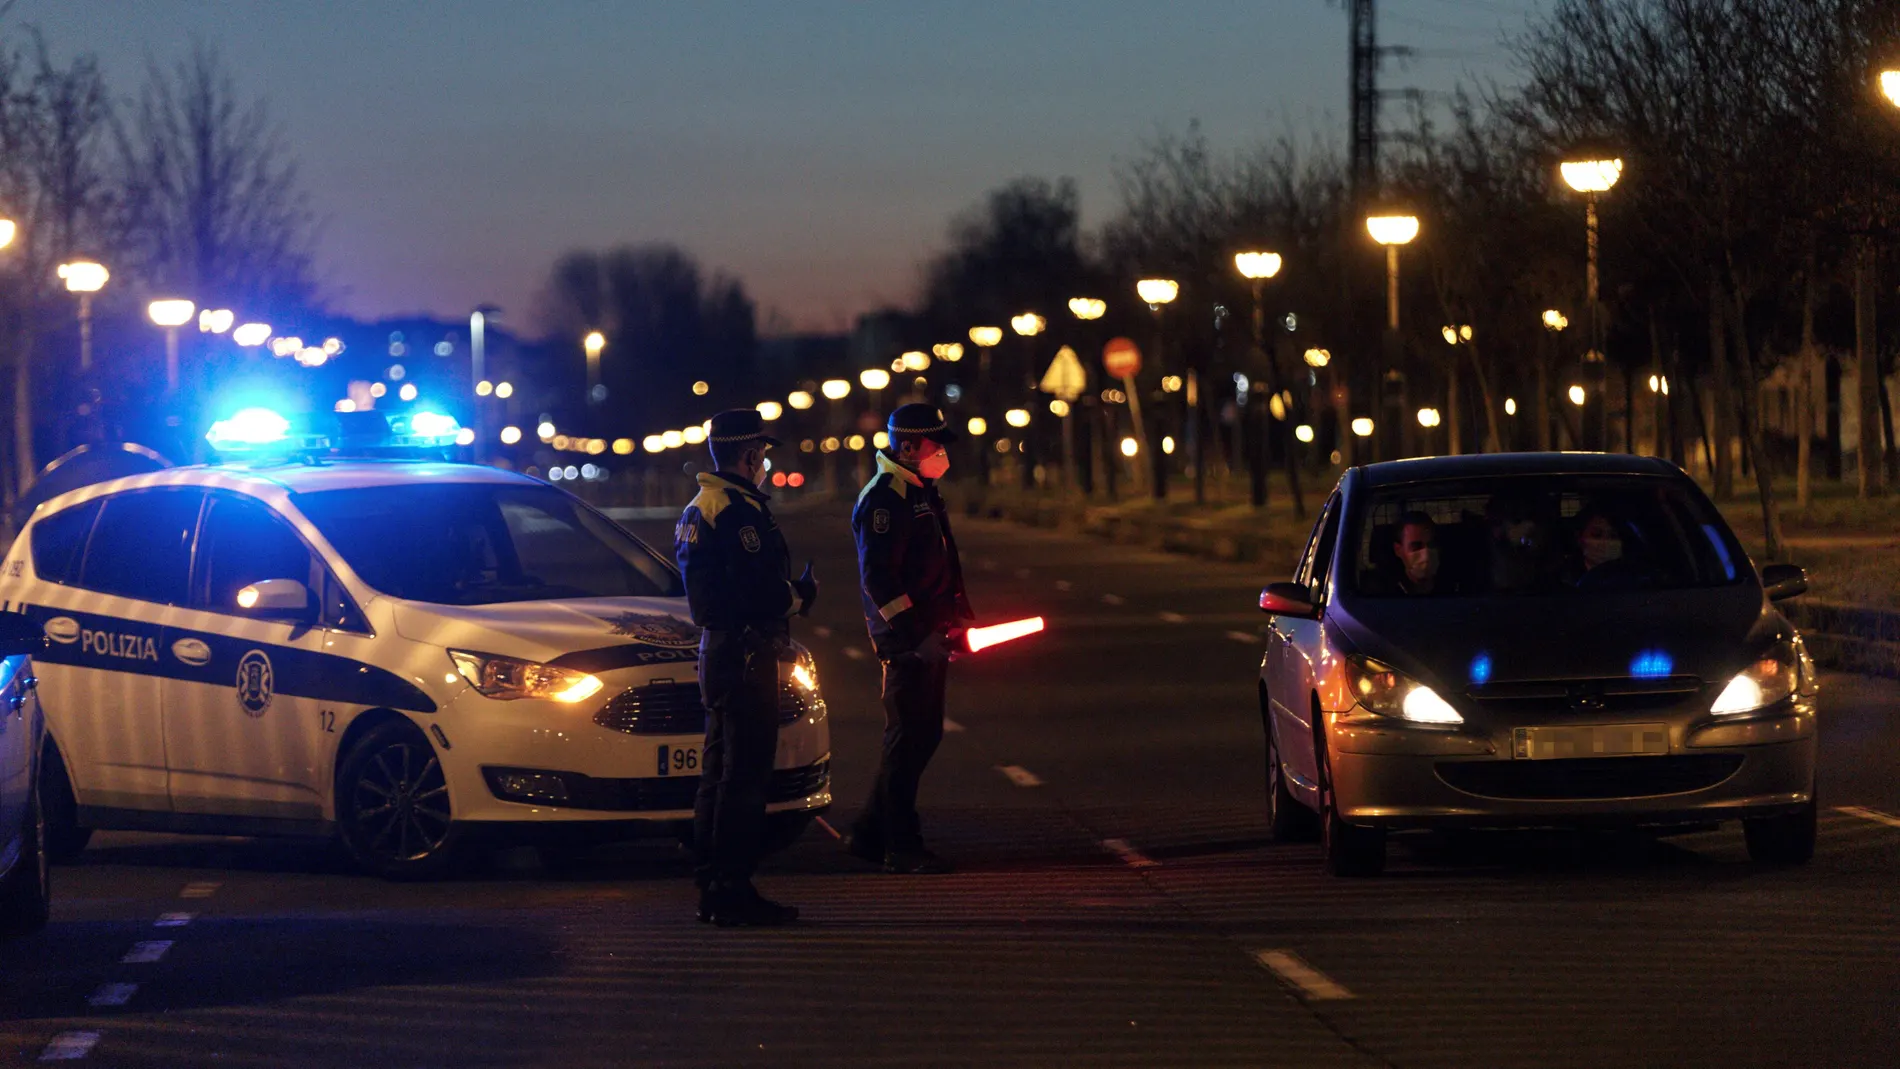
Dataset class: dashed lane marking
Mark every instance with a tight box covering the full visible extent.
[38,1031,102,1061]
[1101,838,1158,869]
[813,816,843,840]
[812,625,833,638]
[1055,580,1073,592]
[1102,594,1126,606]
[179,881,220,899]
[1158,611,1187,623]
[1837,805,1900,829]
[1226,630,1258,644]
[120,941,172,964]
[154,912,194,928]
[843,647,867,661]
[1255,949,1355,1001]
[86,983,138,1008]
[943,718,967,733]
[997,765,1044,788]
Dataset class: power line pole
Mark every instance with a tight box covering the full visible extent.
[1349,0,1378,203]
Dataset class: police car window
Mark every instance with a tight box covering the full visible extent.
[79,489,203,605]
[196,494,317,615]
[293,483,683,605]
[28,498,102,585]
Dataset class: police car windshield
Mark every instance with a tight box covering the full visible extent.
[293,483,683,605]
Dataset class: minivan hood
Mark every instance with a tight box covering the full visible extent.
[1332,586,1780,693]
[390,596,701,668]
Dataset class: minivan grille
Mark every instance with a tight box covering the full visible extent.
[595,679,810,736]
[1465,675,1704,716]
[1435,754,1743,800]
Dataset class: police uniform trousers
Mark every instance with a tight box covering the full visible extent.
[695,628,781,888]
[851,654,949,854]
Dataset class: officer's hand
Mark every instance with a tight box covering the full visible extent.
[911,630,951,666]
[793,561,819,615]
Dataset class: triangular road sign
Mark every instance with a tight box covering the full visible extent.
[1039,345,1087,402]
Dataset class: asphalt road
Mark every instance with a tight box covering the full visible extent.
[4,507,1897,1068]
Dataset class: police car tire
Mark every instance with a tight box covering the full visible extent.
[0,758,52,937]
[40,741,91,864]
[1263,712,1317,843]
[336,721,462,881]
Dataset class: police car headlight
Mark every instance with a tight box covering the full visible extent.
[1344,655,1463,725]
[1710,640,1799,716]
[449,650,603,704]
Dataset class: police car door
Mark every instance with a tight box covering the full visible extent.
[159,491,338,824]
[24,488,203,814]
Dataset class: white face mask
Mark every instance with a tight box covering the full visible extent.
[918,450,951,480]
[1402,546,1438,584]
[1582,533,1623,568]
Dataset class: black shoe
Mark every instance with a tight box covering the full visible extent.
[883,849,953,875]
[696,887,715,924]
[844,834,885,866]
[709,883,800,927]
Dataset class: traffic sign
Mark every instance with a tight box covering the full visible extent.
[1039,346,1087,402]
[1103,337,1141,378]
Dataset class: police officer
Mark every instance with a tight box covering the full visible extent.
[846,403,974,875]
[676,409,816,925]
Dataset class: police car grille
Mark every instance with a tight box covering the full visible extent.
[596,681,810,736]
[559,760,831,812]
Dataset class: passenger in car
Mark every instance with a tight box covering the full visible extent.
[1571,505,1643,590]
[1483,493,1561,593]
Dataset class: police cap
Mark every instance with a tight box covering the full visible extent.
[707,409,781,447]
[887,402,958,443]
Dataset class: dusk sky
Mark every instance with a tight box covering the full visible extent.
[30,1,1544,334]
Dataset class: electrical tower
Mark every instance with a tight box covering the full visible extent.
[1349,0,1378,203]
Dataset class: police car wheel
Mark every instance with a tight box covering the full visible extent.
[1263,709,1316,843]
[0,758,52,937]
[40,741,91,864]
[1318,738,1385,878]
[336,721,460,881]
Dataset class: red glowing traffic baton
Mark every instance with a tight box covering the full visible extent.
[960,616,1045,654]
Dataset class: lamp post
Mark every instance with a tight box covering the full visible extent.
[1438,324,1473,456]
[147,299,196,392]
[1366,215,1418,461]
[1010,314,1046,489]
[1561,155,1622,450]
[583,331,606,405]
[58,261,109,372]
[1860,73,1900,494]
[1234,251,1290,509]
[1136,279,1178,499]
[1066,298,1105,496]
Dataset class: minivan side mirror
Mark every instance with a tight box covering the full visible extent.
[0,613,43,657]
[1760,563,1808,602]
[1260,582,1318,619]
[237,578,312,619]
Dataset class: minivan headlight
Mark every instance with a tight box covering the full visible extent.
[1709,641,1798,716]
[1345,655,1463,724]
[785,649,819,693]
[449,650,602,703]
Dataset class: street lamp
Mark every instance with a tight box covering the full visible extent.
[0,218,14,249]
[1562,152,1622,447]
[788,390,814,410]
[1883,70,1900,107]
[583,331,606,403]
[58,261,109,371]
[1234,252,1289,507]
[756,400,784,421]
[859,367,891,391]
[232,322,271,348]
[968,325,1003,348]
[197,308,234,334]
[1135,279,1178,307]
[148,299,196,392]
[1067,298,1106,321]
[1364,214,1418,331]
[1010,313,1045,337]
[821,379,850,400]
[1234,251,1282,281]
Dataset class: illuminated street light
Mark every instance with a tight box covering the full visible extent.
[0,218,13,249]
[967,417,988,436]
[613,438,634,455]
[1233,251,1282,280]
[583,331,606,404]
[1136,279,1178,307]
[663,429,686,449]
[148,299,196,391]
[1294,424,1316,443]
[1068,297,1106,320]
[398,383,418,402]
[197,308,234,334]
[1365,214,1419,246]
[1005,408,1031,428]
[1011,313,1046,336]
[683,426,706,446]
[232,322,271,347]
[692,380,710,396]
[933,342,965,362]
[1161,375,1184,393]
[1161,436,1176,455]
[477,380,493,397]
[1417,407,1442,429]
[335,399,356,413]
[1505,397,1518,416]
[1441,325,1473,344]
[643,434,665,452]
[1351,417,1376,438]
[323,337,344,354]
[1303,348,1331,368]
[968,325,1004,348]
[1542,309,1570,332]
[1562,152,1622,448]
[1883,70,1900,107]
[900,351,931,371]
[500,426,522,445]
[1569,384,1587,406]
[1560,157,1624,194]
[788,390,814,410]
[58,261,109,371]
[821,379,851,400]
[495,381,514,399]
[1049,398,1071,417]
[756,400,784,421]
[847,434,867,451]
[860,367,892,391]
[1120,437,1140,457]
[538,420,557,441]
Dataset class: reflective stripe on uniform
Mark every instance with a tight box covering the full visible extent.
[878,594,913,621]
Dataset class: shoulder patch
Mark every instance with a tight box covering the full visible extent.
[872,508,891,534]
[739,526,762,553]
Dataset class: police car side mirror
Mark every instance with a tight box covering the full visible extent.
[1760,563,1808,602]
[1260,582,1317,619]
[237,579,312,620]
[0,613,43,657]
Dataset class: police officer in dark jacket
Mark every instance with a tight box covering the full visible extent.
[846,403,973,874]
[676,409,816,925]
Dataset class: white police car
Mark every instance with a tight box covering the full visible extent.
[0,613,50,935]
[0,410,831,879]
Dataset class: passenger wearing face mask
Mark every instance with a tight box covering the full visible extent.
[1390,511,1444,595]
[847,403,975,875]
[1573,506,1640,590]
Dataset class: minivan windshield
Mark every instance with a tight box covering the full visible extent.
[293,482,683,605]
[1346,475,1747,598]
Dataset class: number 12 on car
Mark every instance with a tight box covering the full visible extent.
[656,744,700,776]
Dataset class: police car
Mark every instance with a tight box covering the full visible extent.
[0,409,831,879]
[0,612,50,935]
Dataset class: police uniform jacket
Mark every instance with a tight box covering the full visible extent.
[853,451,974,658]
[675,471,797,635]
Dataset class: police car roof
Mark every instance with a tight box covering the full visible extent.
[1355,451,1682,488]
[31,459,540,515]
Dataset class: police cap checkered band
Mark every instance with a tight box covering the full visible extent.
[887,402,958,442]
[706,409,781,446]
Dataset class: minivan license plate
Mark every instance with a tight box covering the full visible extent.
[657,744,701,776]
[1512,724,1668,760]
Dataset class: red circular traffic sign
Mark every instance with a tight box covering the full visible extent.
[1103,337,1142,378]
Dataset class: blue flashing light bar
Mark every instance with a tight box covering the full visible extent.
[1468,652,1494,686]
[1629,650,1675,679]
[386,411,463,448]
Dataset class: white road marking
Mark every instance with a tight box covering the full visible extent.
[1055,580,1073,592]
[812,625,833,639]
[38,1031,102,1061]
[179,881,221,899]
[1255,949,1355,1001]
[1101,594,1126,606]
[1226,630,1258,644]
[1101,838,1158,869]
[843,647,867,661]
[813,816,843,841]
[86,983,138,1008]
[154,912,194,928]
[943,718,967,733]
[1837,805,1900,829]
[1158,611,1187,623]
[120,941,172,964]
[997,764,1043,788]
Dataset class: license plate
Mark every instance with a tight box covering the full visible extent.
[1512,724,1669,760]
[656,744,701,776]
